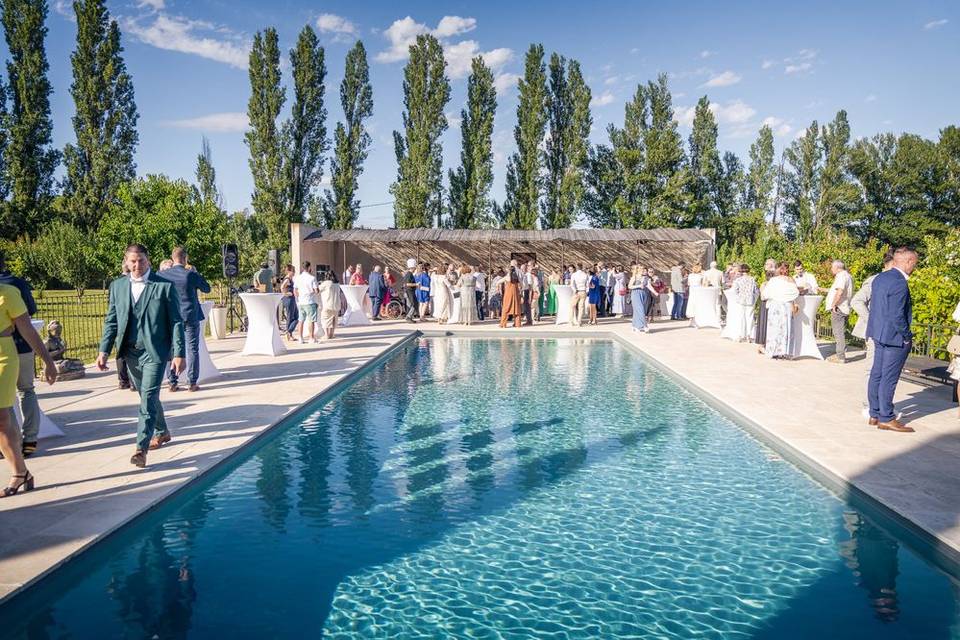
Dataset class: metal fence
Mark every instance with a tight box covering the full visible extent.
[33,291,111,365]
[814,313,953,361]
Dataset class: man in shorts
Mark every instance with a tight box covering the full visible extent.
[294,261,319,344]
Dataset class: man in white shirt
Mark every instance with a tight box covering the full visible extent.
[703,261,723,288]
[341,265,354,285]
[570,264,589,326]
[474,266,486,321]
[793,261,819,295]
[825,259,854,364]
[294,261,319,344]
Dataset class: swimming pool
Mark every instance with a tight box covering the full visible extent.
[2,337,959,638]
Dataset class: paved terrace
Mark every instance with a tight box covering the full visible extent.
[1,317,958,602]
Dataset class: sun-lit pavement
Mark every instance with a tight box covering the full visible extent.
[1,315,958,602]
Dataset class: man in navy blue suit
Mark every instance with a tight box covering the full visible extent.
[865,247,918,433]
[368,265,386,321]
[162,246,211,392]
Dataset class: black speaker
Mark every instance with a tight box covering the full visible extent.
[222,244,239,279]
[267,249,279,275]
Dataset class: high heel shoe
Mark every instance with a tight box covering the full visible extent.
[2,472,34,497]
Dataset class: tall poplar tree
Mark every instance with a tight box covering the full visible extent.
[326,40,372,230]
[391,34,449,228]
[1,0,60,234]
[505,43,547,229]
[542,55,591,229]
[195,136,220,209]
[642,73,690,227]
[245,28,286,250]
[448,56,496,229]
[499,156,521,228]
[783,121,820,241]
[817,109,860,231]
[609,84,648,228]
[62,0,138,231]
[745,124,775,213]
[686,95,721,228]
[283,24,327,226]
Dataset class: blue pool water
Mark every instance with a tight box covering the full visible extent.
[1,337,959,638]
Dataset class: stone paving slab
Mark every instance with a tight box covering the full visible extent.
[2,315,958,604]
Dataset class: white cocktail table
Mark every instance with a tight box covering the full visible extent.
[197,301,219,382]
[239,293,286,356]
[692,287,722,329]
[340,285,371,327]
[12,319,65,438]
[790,295,824,360]
[554,285,573,325]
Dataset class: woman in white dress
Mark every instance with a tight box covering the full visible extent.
[432,265,451,323]
[685,264,705,320]
[730,264,760,342]
[456,266,478,325]
[446,264,461,324]
[761,262,800,359]
[611,266,628,317]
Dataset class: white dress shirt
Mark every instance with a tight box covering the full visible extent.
[130,269,150,304]
[571,270,589,293]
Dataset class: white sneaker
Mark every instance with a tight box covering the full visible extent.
[299,338,306,344]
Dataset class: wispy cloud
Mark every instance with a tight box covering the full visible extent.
[784,62,812,74]
[703,70,741,87]
[675,99,756,127]
[699,49,716,59]
[124,13,250,69]
[376,15,474,63]
[494,72,520,95]
[924,18,948,30]
[137,0,165,9]
[52,0,74,21]
[761,59,774,70]
[865,94,877,103]
[765,49,818,75]
[762,116,792,137]
[604,75,619,86]
[316,13,357,41]
[163,112,249,132]
[590,91,615,108]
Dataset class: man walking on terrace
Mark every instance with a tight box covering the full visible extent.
[96,244,185,467]
[865,247,918,433]
[163,246,211,392]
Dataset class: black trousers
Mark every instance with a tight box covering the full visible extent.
[117,355,131,387]
[598,286,607,315]
[476,290,485,320]
[522,289,533,324]
[405,294,418,319]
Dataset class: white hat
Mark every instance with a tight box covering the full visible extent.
[406,258,417,269]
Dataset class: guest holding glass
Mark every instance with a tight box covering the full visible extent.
[731,265,760,342]
[762,262,800,359]
[416,263,432,321]
[279,265,298,340]
[586,268,601,325]
[456,266,478,326]
[628,265,657,333]
[755,259,777,353]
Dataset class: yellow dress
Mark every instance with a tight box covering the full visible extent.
[0,283,28,408]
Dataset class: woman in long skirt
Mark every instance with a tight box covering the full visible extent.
[611,267,627,317]
[457,266,478,326]
[762,262,799,359]
[433,266,452,323]
[754,259,777,352]
[628,266,651,332]
[499,264,523,328]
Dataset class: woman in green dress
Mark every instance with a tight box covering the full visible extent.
[543,267,561,316]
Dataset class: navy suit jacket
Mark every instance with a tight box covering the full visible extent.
[159,264,211,324]
[368,271,386,298]
[865,268,912,347]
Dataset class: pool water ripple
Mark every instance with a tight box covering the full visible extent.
[1,337,959,639]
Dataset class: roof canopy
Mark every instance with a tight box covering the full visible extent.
[304,228,715,244]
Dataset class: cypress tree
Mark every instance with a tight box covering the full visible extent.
[245,28,286,250]
[326,40,372,230]
[284,24,327,226]
[642,73,690,227]
[1,0,60,234]
[508,43,547,229]
[499,156,521,228]
[195,136,220,209]
[62,0,138,231]
[746,124,775,213]
[783,121,820,240]
[609,84,649,228]
[448,56,496,229]
[391,34,449,228]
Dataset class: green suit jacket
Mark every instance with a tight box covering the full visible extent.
[99,271,186,363]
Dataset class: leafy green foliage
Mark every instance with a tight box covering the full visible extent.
[448,56,496,229]
[503,43,548,229]
[35,220,104,297]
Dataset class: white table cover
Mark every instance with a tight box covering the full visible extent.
[790,295,824,360]
[197,301,219,382]
[685,286,700,319]
[239,293,286,356]
[554,285,573,325]
[657,292,673,318]
[720,290,756,341]
[13,319,65,438]
[340,285,371,327]
[449,289,463,324]
[691,287,722,329]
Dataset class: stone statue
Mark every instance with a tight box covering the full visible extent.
[44,321,86,380]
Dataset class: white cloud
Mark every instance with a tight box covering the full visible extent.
[163,112,249,132]
[494,72,520,95]
[761,59,774,70]
[675,99,756,127]
[699,49,716,58]
[865,94,877,103]
[784,62,813,74]
[445,111,462,128]
[376,16,430,62]
[762,116,792,137]
[316,13,357,37]
[924,18,948,30]
[604,75,619,86]
[590,91,615,107]
[52,0,74,20]
[443,40,512,79]
[629,47,640,55]
[124,13,250,69]
[434,16,476,38]
[137,0,165,9]
[703,70,741,87]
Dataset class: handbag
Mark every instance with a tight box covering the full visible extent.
[618,287,627,296]
[947,333,960,356]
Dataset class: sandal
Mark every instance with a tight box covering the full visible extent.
[21,441,37,457]
[2,472,34,497]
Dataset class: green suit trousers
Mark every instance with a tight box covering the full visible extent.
[124,348,169,451]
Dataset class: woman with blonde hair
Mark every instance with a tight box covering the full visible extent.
[761,261,800,359]
[457,265,478,325]
[628,265,658,333]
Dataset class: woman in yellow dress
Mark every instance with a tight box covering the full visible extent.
[0,283,58,497]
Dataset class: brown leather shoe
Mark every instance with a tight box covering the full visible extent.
[878,419,914,433]
[168,383,179,392]
[189,384,200,392]
[868,418,879,426]
[149,433,172,450]
[130,450,147,467]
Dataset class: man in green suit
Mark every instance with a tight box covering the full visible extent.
[96,244,186,468]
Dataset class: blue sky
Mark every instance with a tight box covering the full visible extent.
[31,0,960,227]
